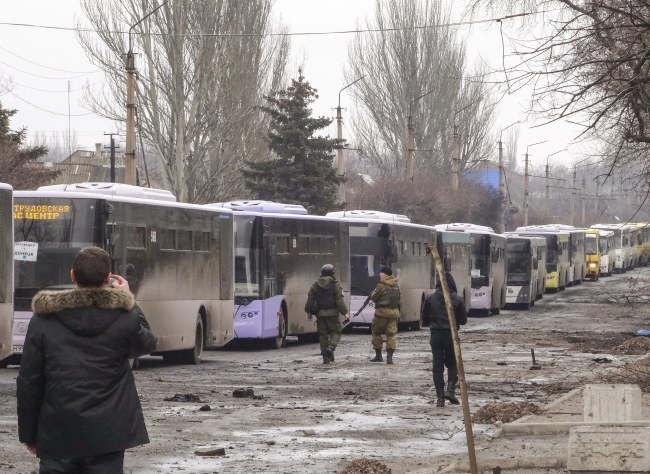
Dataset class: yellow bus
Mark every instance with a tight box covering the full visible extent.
[584,229,600,281]
[634,222,650,266]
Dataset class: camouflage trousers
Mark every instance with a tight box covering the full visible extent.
[371,316,398,351]
[317,316,342,355]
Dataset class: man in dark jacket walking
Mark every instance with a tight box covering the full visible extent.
[421,271,467,407]
[17,246,157,473]
[305,264,348,364]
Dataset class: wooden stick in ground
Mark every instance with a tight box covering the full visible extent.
[427,244,478,474]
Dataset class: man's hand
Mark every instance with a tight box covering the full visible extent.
[108,273,130,290]
[307,313,314,321]
[25,444,36,455]
[343,314,350,323]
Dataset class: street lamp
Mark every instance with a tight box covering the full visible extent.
[523,140,548,226]
[124,0,170,186]
[496,121,520,233]
[336,75,365,206]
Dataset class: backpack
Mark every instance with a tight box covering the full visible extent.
[314,285,337,311]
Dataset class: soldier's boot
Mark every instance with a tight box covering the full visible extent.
[386,349,394,365]
[370,349,383,362]
[445,380,460,405]
[322,350,332,365]
[329,349,335,362]
[436,389,445,407]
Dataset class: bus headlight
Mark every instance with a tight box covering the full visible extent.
[588,262,597,269]
[240,311,259,319]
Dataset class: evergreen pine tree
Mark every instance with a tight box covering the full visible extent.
[0,101,59,189]
[243,73,343,214]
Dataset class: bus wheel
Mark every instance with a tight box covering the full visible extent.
[270,310,287,349]
[180,315,205,365]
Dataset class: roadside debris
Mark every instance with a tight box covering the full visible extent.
[473,401,544,424]
[340,458,392,474]
[164,393,202,402]
[194,447,226,457]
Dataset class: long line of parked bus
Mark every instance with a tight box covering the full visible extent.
[2,181,650,367]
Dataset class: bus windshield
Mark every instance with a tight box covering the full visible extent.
[585,235,598,255]
[507,241,531,281]
[13,198,101,310]
[470,234,490,276]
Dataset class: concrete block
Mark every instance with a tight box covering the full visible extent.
[583,384,642,422]
[568,425,650,472]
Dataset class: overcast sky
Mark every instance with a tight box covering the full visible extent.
[0,0,581,168]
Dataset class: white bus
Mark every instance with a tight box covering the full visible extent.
[504,235,546,309]
[435,229,472,310]
[327,210,435,330]
[516,225,570,292]
[209,201,350,347]
[11,182,234,365]
[0,184,13,367]
[595,229,616,276]
[435,223,506,316]
[591,223,635,272]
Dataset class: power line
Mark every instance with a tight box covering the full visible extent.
[6,91,94,117]
[0,58,98,80]
[0,12,538,38]
[0,44,98,74]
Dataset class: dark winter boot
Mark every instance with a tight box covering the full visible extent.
[445,380,460,405]
[436,389,445,407]
[330,350,335,362]
[386,349,394,365]
[370,349,383,362]
[322,350,332,365]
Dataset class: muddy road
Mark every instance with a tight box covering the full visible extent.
[2,268,649,473]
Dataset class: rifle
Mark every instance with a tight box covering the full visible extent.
[343,294,373,328]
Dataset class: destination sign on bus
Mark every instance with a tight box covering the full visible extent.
[14,204,71,220]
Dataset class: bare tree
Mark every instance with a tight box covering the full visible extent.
[345,0,496,179]
[77,0,289,203]
[467,0,650,196]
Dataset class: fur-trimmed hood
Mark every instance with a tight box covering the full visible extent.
[32,287,136,337]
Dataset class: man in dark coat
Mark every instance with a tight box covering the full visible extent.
[421,271,467,407]
[17,246,157,473]
[305,264,348,364]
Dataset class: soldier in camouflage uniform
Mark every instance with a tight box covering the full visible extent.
[305,264,349,364]
[369,266,401,365]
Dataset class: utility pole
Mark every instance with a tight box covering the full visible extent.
[545,149,565,220]
[497,138,505,233]
[523,140,547,227]
[124,0,169,186]
[570,166,576,225]
[124,51,136,185]
[335,76,364,206]
[104,133,119,183]
[406,113,415,180]
[524,151,530,226]
[595,178,600,216]
[452,123,460,191]
[545,160,550,217]
[581,174,586,226]
[497,121,519,233]
[336,105,345,203]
